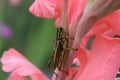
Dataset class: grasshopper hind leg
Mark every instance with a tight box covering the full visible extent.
[48,60,58,79]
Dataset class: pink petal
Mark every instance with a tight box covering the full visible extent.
[55,17,61,27]
[0,48,49,80]
[1,49,26,72]
[29,0,56,18]
[8,72,26,80]
[29,0,87,27]
[91,9,120,37]
[65,68,79,80]
[81,9,120,49]
[31,72,49,80]
[75,34,120,80]
[75,47,88,74]
[65,47,88,80]
[54,0,64,17]
[55,0,87,26]
[68,0,87,25]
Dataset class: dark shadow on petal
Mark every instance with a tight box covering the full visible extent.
[116,68,120,78]
[114,35,120,38]
[85,35,96,50]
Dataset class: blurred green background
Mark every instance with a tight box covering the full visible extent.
[0,0,56,79]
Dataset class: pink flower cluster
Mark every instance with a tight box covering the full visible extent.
[1,48,49,80]
[29,0,86,26]
[1,0,120,80]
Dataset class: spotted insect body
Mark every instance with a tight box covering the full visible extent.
[48,27,69,76]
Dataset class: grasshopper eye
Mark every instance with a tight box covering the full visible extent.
[60,27,63,31]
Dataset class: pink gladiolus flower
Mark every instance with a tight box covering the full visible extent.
[81,9,120,48]
[1,0,120,80]
[29,0,120,80]
[29,0,87,26]
[1,11,120,80]
[0,48,49,80]
[73,9,120,80]
[74,34,120,80]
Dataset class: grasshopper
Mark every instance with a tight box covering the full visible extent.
[48,27,69,77]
